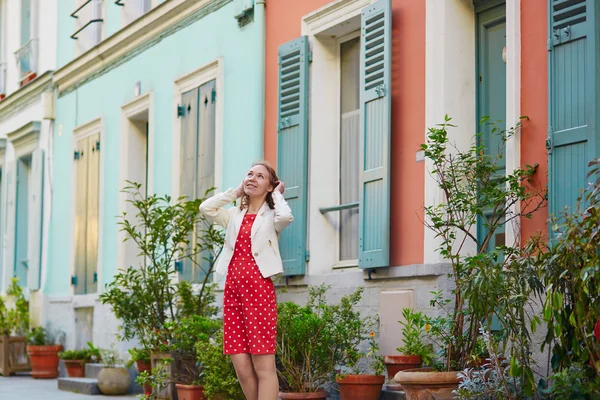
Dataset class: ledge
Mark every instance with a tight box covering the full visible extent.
[363,263,451,281]
[54,0,232,95]
[7,121,41,152]
[0,71,53,119]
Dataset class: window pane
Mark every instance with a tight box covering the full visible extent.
[339,36,360,261]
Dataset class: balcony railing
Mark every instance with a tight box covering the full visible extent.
[14,38,39,84]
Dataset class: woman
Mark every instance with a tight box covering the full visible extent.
[199,161,293,400]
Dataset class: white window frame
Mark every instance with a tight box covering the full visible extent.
[69,117,104,298]
[171,57,224,200]
[301,0,375,274]
[74,0,107,57]
[121,0,156,27]
[117,92,153,275]
[335,30,361,267]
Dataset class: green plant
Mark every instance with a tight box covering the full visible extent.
[543,363,600,400]
[126,347,151,368]
[100,183,224,352]
[0,278,30,336]
[86,341,101,362]
[162,315,221,385]
[135,361,171,400]
[100,348,121,368]
[421,116,546,396]
[59,349,92,361]
[196,331,244,399]
[396,308,435,364]
[27,326,64,346]
[276,285,374,392]
[542,159,600,377]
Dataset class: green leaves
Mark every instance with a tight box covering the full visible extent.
[99,183,224,354]
[276,285,376,392]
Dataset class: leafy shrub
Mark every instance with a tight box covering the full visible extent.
[277,285,377,392]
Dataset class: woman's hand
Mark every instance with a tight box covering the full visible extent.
[274,181,285,194]
[235,180,245,198]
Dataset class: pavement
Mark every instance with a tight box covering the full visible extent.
[0,374,138,400]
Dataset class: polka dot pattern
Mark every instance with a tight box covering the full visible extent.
[223,214,277,355]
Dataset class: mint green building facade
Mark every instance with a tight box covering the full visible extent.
[43,0,265,350]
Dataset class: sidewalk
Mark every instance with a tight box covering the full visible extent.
[0,375,138,400]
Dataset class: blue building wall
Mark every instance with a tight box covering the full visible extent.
[46,0,264,295]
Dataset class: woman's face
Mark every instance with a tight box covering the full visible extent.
[244,165,273,198]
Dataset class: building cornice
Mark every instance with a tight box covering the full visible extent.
[54,0,232,96]
[7,121,41,151]
[0,71,53,120]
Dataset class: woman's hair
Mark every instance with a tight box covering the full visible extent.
[240,161,279,210]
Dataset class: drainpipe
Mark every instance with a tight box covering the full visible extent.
[255,0,266,158]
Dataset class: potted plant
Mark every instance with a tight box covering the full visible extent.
[127,347,152,395]
[394,117,547,399]
[335,331,386,400]
[384,308,434,379]
[276,284,369,399]
[196,331,244,400]
[97,348,130,395]
[168,315,220,400]
[59,349,91,377]
[0,278,30,376]
[26,326,64,379]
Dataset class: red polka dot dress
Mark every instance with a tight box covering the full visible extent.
[223,213,277,355]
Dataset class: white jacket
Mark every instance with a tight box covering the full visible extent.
[199,189,294,278]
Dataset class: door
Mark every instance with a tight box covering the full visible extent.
[14,157,30,287]
[476,3,506,250]
[548,0,597,223]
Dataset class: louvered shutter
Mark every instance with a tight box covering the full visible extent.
[277,36,309,276]
[358,0,392,269]
[86,134,100,294]
[28,149,44,291]
[548,0,598,221]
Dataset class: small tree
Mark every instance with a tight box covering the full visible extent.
[542,159,600,397]
[421,116,546,396]
[100,182,224,352]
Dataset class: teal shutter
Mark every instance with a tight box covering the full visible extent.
[277,36,309,276]
[358,0,391,269]
[548,0,597,222]
[28,149,44,291]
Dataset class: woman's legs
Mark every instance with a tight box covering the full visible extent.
[231,353,279,400]
[251,354,279,400]
[231,354,258,400]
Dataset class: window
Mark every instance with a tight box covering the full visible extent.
[178,80,217,282]
[15,0,38,83]
[121,0,153,26]
[276,0,392,275]
[72,0,104,55]
[73,123,101,295]
[0,0,6,95]
[338,33,360,262]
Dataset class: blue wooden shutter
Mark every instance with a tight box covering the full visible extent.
[358,0,391,269]
[548,0,597,222]
[28,149,44,291]
[277,36,309,276]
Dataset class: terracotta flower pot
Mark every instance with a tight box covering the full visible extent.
[63,359,85,377]
[394,368,460,400]
[136,360,153,395]
[278,390,330,399]
[26,345,63,379]
[97,367,130,395]
[336,374,385,400]
[384,355,423,378]
[176,384,207,400]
